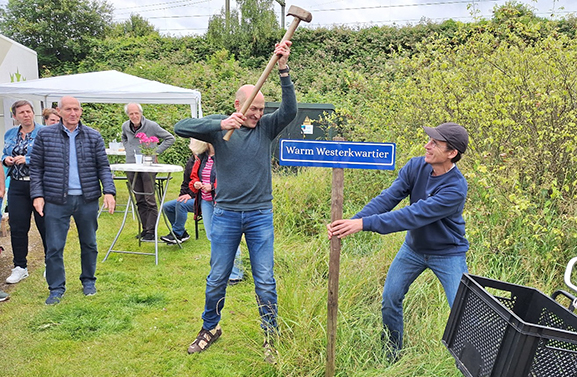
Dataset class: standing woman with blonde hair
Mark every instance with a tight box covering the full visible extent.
[42,108,60,125]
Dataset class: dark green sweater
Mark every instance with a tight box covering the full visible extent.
[174,75,297,211]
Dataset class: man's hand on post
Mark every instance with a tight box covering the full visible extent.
[327,219,363,239]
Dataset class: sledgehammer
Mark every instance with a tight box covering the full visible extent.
[223,5,312,141]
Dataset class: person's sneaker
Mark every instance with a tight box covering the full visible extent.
[187,325,222,354]
[0,290,9,302]
[45,292,63,305]
[83,285,97,296]
[178,231,190,242]
[160,233,178,244]
[6,266,29,284]
[140,233,156,242]
[161,231,190,244]
[263,339,279,364]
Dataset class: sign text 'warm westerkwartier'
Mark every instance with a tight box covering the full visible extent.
[279,139,396,170]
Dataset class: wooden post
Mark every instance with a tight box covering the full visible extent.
[326,138,344,377]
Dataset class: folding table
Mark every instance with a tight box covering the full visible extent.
[103,163,183,265]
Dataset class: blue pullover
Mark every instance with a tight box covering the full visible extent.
[353,156,468,256]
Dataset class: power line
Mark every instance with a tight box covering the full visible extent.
[115,0,210,11]
[155,8,577,34]
[134,14,213,20]
[117,1,478,22]
[115,0,212,15]
[115,0,502,22]
[307,0,500,13]
[121,5,576,24]
[114,0,498,17]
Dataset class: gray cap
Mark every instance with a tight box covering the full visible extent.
[423,122,468,154]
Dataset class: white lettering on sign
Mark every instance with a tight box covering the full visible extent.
[285,145,314,155]
[315,147,390,159]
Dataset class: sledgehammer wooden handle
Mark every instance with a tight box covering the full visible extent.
[223,5,312,141]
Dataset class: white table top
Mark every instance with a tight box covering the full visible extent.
[110,163,183,173]
[106,149,126,156]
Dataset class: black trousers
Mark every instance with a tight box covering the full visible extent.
[8,179,47,268]
[126,172,158,234]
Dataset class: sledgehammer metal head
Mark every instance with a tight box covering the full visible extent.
[287,5,312,24]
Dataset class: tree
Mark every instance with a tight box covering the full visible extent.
[492,0,540,23]
[109,14,158,38]
[0,0,113,70]
[207,0,280,65]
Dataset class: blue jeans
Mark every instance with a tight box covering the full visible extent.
[162,199,243,280]
[44,196,99,295]
[202,207,275,333]
[381,242,467,351]
[162,197,196,236]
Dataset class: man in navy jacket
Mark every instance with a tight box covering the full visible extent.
[327,122,469,361]
[30,96,116,305]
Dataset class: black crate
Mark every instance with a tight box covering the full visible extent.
[442,274,577,377]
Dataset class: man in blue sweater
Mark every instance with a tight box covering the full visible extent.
[174,40,296,361]
[327,122,469,360]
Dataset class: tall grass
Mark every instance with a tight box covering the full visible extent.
[0,166,570,376]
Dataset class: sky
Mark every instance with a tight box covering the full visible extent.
[102,0,577,37]
[0,0,574,36]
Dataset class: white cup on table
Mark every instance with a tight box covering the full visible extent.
[109,142,121,152]
[135,154,143,164]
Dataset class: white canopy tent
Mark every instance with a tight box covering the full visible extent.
[0,70,202,132]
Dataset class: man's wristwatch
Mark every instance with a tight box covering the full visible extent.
[278,65,290,75]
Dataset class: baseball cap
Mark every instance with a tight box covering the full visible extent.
[423,122,468,154]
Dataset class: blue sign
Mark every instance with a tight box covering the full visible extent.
[279,139,396,170]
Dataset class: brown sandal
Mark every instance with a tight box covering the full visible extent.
[187,325,222,354]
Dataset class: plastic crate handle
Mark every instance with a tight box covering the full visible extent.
[564,257,577,293]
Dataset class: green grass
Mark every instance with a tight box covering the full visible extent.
[3,167,563,376]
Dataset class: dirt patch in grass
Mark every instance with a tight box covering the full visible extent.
[0,218,45,292]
